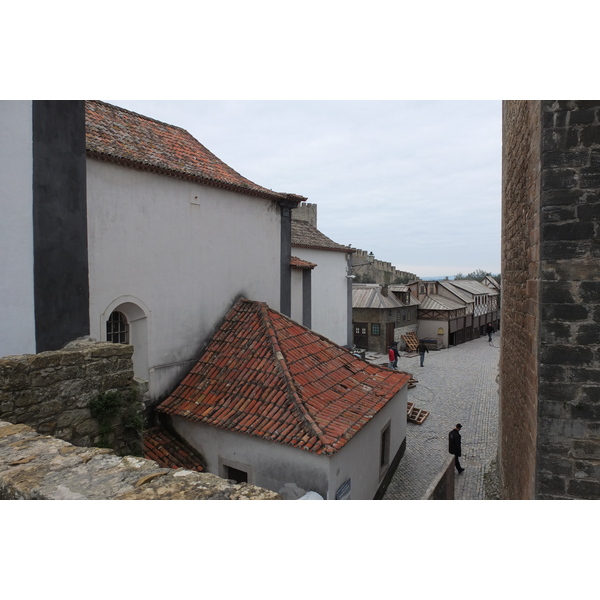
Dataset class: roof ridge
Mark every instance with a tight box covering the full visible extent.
[89,100,189,133]
[257,302,330,447]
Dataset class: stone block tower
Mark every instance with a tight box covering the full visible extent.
[500,101,600,499]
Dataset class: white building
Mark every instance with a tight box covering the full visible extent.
[158,299,409,500]
[291,203,354,348]
[0,100,305,403]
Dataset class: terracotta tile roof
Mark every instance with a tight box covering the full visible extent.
[143,428,205,472]
[291,219,352,253]
[158,299,409,455]
[85,100,305,205]
[290,256,317,269]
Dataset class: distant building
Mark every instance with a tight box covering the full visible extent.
[408,279,500,347]
[352,284,418,353]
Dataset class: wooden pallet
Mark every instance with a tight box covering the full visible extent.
[402,332,419,352]
[407,403,429,424]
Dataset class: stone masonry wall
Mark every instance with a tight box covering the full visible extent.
[0,420,281,500]
[0,339,139,452]
[499,101,542,499]
[501,100,600,499]
[352,248,417,283]
[536,101,600,499]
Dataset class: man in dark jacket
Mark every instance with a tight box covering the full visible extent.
[417,341,429,367]
[486,323,495,343]
[449,424,464,473]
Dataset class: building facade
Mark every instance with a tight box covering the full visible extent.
[0,100,306,405]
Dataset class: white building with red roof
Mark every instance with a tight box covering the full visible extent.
[158,298,410,499]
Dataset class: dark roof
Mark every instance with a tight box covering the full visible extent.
[158,299,409,456]
[85,100,305,205]
[291,219,352,253]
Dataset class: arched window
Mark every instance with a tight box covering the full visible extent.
[106,311,129,344]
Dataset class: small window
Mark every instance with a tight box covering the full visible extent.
[371,323,381,336]
[106,311,129,344]
[226,466,248,483]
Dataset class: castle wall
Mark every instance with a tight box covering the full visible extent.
[499,101,542,499]
[0,340,138,452]
[500,100,600,499]
[0,420,280,500]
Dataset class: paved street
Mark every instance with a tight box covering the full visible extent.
[378,334,500,500]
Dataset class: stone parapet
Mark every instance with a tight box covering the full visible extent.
[0,340,139,452]
[0,420,281,500]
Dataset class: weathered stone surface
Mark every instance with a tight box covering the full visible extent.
[501,100,600,500]
[0,421,281,500]
[0,341,139,450]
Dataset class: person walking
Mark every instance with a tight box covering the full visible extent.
[388,345,396,369]
[449,424,465,474]
[417,340,429,367]
[486,323,495,343]
[391,341,399,369]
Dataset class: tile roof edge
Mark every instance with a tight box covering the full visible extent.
[291,242,353,253]
[86,149,305,205]
[257,303,333,451]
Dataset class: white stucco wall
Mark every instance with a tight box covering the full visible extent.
[86,161,282,400]
[0,101,36,357]
[292,247,351,347]
[171,382,407,500]
[171,417,330,497]
[327,386,407,499]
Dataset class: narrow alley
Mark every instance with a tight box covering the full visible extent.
[379,334,500,500]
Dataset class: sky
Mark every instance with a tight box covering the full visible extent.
[108,99,502,278]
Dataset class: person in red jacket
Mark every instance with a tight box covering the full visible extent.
[388,345,396,369]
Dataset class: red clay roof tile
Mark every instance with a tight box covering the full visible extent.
[85,100,305,206]
[158,299,409,455]
[143,428,205,472]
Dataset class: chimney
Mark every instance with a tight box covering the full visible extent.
[381,284,388,297]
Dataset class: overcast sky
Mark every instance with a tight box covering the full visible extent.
[108,100,502,278]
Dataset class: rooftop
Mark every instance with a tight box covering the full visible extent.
[158,299,409,455]
[143,428,205,472]
[352,284,406,309]
[291,219,352,253]
[419,294,466,311]
[85,100,305,205]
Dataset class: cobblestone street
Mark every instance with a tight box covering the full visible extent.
[379,334,500,500]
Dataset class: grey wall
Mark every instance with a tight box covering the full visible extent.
[32,100,89,351]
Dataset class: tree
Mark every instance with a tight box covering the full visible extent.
[453,269,500,282]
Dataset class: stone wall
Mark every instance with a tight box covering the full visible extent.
[423,455,455,499]
[352,248,417,284]
[499,101,542,499]
[0,420,281,500]
[0,339,140,453]
[500,100,600,499]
